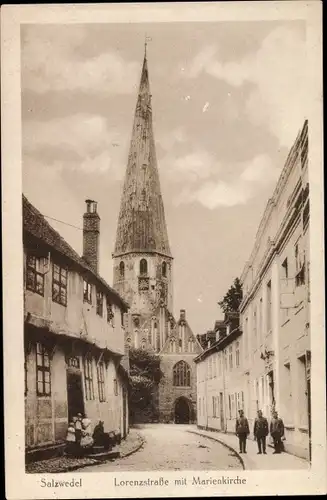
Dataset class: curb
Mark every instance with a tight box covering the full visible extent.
[187,430,245,470]
[120,433,145,459]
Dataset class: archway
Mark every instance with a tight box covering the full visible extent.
[174,397,191,424]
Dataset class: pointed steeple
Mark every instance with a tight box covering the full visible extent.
[114,48,172,257]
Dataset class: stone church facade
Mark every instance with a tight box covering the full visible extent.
[112,47,202,423]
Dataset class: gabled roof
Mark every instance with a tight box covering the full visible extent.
[23,194,129,311]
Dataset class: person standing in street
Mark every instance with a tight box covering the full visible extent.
[235,409,250,454]
[270,410,285,454]
[253,409,269,454]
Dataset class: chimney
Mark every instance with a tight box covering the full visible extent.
[83,199,100,274]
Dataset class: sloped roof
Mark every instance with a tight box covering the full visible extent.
[23,194,129,311]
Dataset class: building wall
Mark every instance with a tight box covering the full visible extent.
[24,244,129,449]
[240,120,310,459]
[196,334,244,433]
[158,315,202,423]
[25,339,128,448]
[158,353,197,423]
[25,343,67,447]
[24,249,125,355]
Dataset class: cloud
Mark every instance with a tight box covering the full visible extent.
[174,154,280,209]
[162,150,219,183]
[23,114,125,179]
[183,26,307,147]
[158,127,188,151]
[21,25,139,94]
[23,114,116,155]
[177,180,251,209]
[240,154,280,185]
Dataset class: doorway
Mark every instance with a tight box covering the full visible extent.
[174,397,190,424]
[67,371,84,422]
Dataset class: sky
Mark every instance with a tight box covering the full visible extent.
[21,20,307,335]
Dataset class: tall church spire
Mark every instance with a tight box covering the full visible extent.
[114,48,171,257]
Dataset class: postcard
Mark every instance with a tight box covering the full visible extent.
[2,1,326,498]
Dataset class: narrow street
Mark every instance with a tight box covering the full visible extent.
[84,424,242,472]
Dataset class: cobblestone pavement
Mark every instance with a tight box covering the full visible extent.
[83,424,242,472]
[26,430,142,474]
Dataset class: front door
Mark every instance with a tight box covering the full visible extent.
[219,392,224,430]
[67,371,84,422]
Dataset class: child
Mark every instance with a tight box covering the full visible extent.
[65,421,76,455]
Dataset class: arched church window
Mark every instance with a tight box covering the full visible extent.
[140,258,148,276]
[126,337,132,347]
[162,261,167,277]
[173,360,191,387]
[141,338,146,350]
[119,261,125,279]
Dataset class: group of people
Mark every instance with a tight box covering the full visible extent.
[235,409,285,455]
[65,413,94,457]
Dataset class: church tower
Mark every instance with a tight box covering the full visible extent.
[113,46,174,352]
[113,46,202,424]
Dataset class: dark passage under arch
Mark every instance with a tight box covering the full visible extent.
[174,397,191,424]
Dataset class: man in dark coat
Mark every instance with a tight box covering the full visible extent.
[253,410,269,454]
[270,410,285,454]
[235,409,250,454]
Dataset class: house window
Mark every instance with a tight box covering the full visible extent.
[119,261,125,279]
[162,261,167,277]
[228,394,232,419]
[52,263,67,306]
[83,357,94,400]
[97,363,106,402]
[236,392,239,416]
[229,345,233,370]
[295,240,305,286]
[26,254,45,296]
[96,290,103,316]
[36,342,51,396]
[212,396,215,417]
[303,201,310,228]
[266,280,272,331]
[114,378,118,396]
[121,310,124,327]
[83,280,92,304]
[140,258,148,276]
[107,301,114,324]
[173,360,191,387]
[281,258,289,280]
[236,341,240,367]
